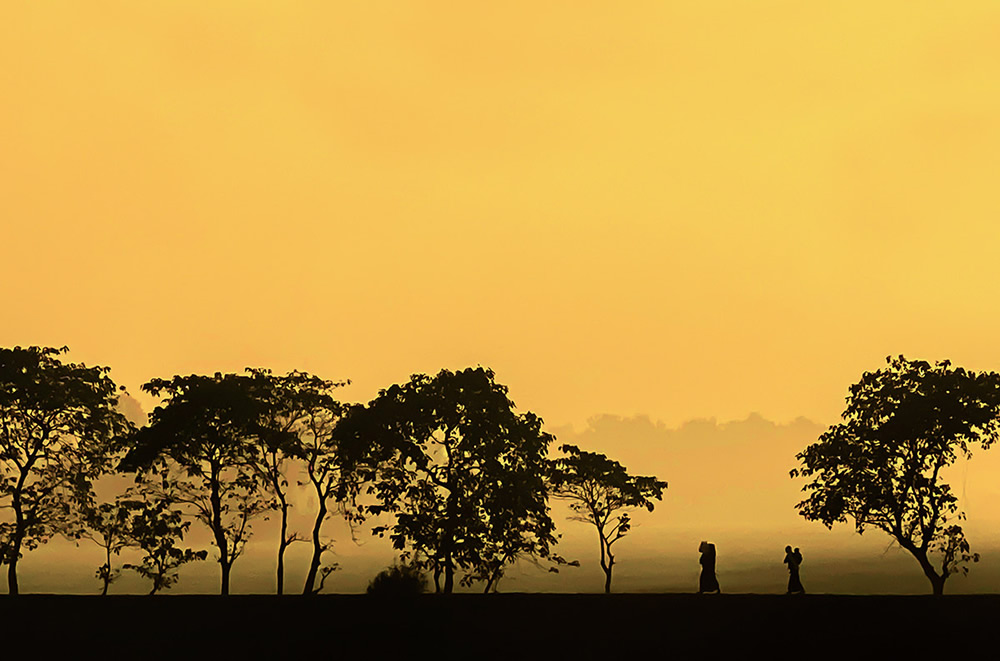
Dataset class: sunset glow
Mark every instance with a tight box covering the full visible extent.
[4,1,1000,594]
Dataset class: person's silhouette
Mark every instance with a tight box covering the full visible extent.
[698,541,720,594]
[784,545,805,594]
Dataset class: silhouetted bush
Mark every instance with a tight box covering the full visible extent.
[367,561,428,596]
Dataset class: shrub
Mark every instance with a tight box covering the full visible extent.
[367,561,428,596]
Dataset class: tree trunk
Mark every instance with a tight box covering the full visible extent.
[276,497,289,595]
[101,546,112,596]
[912,548,947,596]
[6,556,19,596]
[303,497,327,595]
[220,561,231,596]
[7,496,24,595]
[210,471,231,596]
[597,527,613,594]
[443,556,454,594]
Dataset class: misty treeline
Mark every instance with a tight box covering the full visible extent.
[0,346,665,596]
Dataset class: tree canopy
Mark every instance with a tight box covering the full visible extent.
[0,346,132,594]
[341,367,558,593]
[120,372,275,595]
[244,368,355,595]
[792,356,1000,595]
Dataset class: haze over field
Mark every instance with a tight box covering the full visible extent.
[12,398,1000,595]
[4,2,1000,593]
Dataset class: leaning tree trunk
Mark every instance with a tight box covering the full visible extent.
[598,527,614,594]
[303,496,327,595]
[913,550,947,596]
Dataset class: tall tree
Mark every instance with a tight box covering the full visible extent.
[0,346,132,594]
[243,368,308,595]
[120,372,271,595]
[341,367,558,593]
[289,383,364,595]
[244,368,354,595]
[792,356,1000,595]
[549,445,667,593]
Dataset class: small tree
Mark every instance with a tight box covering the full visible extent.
[792,356,1000,595]
[80,497,133,595]
[550,445,667,593]
[0,346,132,594]
[124,496,207,594]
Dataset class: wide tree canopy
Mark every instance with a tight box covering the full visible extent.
[792,356,1000,595]
[0,346,132,594]
[339,367,557,593]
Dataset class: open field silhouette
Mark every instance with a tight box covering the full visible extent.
[1,593,994,656]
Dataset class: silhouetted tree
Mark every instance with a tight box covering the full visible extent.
[123,494,207,594]
[286,382,363,595]
[341,368,557,593]
[0,346,132,594]
[244,368,355,595]
[80,497,133,595]
[120,372,271,595]
[550,445,667,593]
[792,356,1000,595]
[243,369,311,595]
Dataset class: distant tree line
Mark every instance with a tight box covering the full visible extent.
[0,346,664,595]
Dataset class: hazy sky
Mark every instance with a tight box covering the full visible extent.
[4,2,1000,593]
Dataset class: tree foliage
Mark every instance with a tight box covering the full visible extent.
[792,356,1000,595]
[341,367,558,593]
[80,496,133,595]
[0,346,133,594]
[242,368,355,595]
[120,372,272,595]
[549,445,666,593]
[241,368,314,595]
[123,494,207,594]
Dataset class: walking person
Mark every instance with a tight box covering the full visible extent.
[698,541,720,594]
[784,545,805,594]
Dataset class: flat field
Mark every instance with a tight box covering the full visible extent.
[1,593,994,657]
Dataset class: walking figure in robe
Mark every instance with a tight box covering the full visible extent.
[784,545,804,594]
[698,541,720,594]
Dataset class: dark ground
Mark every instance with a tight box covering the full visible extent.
[1,593,995,658]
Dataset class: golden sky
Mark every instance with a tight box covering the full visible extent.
[4,2,1000,592]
